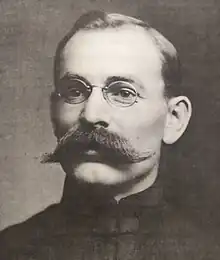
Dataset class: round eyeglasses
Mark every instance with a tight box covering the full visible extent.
[56,78,139,107]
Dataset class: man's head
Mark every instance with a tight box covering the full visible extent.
[47,11,192,191]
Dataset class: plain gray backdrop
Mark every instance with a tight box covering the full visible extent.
[0,0,220,230]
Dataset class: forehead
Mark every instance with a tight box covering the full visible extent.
[61,25,164,90]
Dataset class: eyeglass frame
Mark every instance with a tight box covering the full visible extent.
[55,77,141,107]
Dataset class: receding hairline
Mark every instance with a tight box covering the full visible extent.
[54,11,182,97]
[63,23,165,65]
[61,13,177,62]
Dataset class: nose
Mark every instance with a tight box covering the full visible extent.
[80,88,110,128]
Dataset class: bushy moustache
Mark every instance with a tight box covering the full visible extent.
[41,124,152,164]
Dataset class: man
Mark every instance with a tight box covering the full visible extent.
[0,10,218,260]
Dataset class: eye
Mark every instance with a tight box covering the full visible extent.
[106,81,137,106]
[117,88,136,98]
[68,87,84,97]
[58,79,91,104]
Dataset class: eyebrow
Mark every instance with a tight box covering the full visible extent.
[60,73,144,90]
[105,76,135,85]
[60,73,91,85]
[105,76,145,92]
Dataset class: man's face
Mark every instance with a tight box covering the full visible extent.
[52,25,169,185]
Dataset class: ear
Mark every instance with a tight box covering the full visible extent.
[163,96,192,144]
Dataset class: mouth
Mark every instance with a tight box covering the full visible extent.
[68,144,155,165]
[79,150,103,163]
[84,149,99,156]
[75,143,113,164]
[42,132,155,164]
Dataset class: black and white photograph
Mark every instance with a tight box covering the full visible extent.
[0,0,220,259]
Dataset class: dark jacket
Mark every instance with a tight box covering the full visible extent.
[0,177,219,260]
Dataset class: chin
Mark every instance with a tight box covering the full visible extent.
[72,162,130,185]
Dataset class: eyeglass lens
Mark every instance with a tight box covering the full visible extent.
[58,79,137,107]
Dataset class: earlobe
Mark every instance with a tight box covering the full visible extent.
[163,96,192,144]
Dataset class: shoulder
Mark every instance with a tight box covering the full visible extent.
[0,203,63,259]
[159,203,220,259]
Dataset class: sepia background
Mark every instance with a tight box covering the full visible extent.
[0,0,220,230]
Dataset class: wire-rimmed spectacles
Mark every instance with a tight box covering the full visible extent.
[56,78,139,107]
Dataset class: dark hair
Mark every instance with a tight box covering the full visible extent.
[54,10,182,98]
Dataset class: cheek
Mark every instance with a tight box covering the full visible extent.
[51,100,83,136]
[114,102,167,149]
[135,117,166,152]
[138,112,166,140]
